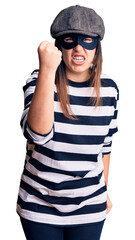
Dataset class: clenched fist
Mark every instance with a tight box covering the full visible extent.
[38,41,62,72]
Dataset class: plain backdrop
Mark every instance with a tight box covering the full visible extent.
[0,0,135,239]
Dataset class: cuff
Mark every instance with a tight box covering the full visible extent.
[25,121,54,145]
[102,141,112,156]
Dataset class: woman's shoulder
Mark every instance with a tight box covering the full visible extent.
[23,69,39,91]
[31,69,39,75]
[26,69,39,82]
[100,72,119,93]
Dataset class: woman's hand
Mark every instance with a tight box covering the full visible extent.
[106,193,113,214]
[38,41,62,72]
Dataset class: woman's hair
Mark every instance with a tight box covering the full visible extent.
[55,38,103,120]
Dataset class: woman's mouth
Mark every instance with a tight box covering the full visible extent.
[72,55,85,65]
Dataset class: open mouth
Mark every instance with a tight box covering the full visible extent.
[73,56,85,61]
[72,55,85,64]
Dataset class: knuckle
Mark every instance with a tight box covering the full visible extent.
[38,41,53,51]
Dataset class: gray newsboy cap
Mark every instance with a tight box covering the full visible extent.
[50,5,105,40]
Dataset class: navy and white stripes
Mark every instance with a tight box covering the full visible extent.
[16,70,119,226]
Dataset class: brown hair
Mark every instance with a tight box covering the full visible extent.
[55,38,103,120]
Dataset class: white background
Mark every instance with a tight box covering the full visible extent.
[0,0,135,239]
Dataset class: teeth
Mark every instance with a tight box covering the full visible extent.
[73,57,84,60]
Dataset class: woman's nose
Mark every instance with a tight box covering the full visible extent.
[73,44,84,51]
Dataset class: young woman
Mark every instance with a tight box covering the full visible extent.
[16,5,119,240]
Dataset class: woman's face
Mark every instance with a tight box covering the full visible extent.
[61,35,96,76]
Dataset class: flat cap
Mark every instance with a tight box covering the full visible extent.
[50,5,105,40]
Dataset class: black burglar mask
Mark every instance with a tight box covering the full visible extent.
[58,33,98,50]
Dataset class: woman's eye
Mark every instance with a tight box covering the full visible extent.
[64,37,73,43]
[83,38,93,43]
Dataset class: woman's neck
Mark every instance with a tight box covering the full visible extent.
[65,69,91,82]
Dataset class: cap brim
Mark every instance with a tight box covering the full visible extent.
[52,30,99,38]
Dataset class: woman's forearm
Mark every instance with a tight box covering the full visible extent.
[102,153,111,186]
[27,68,55,135]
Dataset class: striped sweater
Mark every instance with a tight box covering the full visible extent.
[16,69,119,227]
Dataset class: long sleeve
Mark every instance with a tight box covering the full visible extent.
[20,69,55,145]
[102,85,119,155]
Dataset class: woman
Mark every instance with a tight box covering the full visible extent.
[16,5,119,240]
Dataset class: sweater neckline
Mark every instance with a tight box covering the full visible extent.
[67,78,91,87]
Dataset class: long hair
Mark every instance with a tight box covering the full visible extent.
[55,38,103,120]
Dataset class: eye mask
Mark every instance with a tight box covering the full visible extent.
[59,33,98,50]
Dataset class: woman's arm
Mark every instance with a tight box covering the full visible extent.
[27,69,55,135]
[27,41,62,135]
[102,153,113,214]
